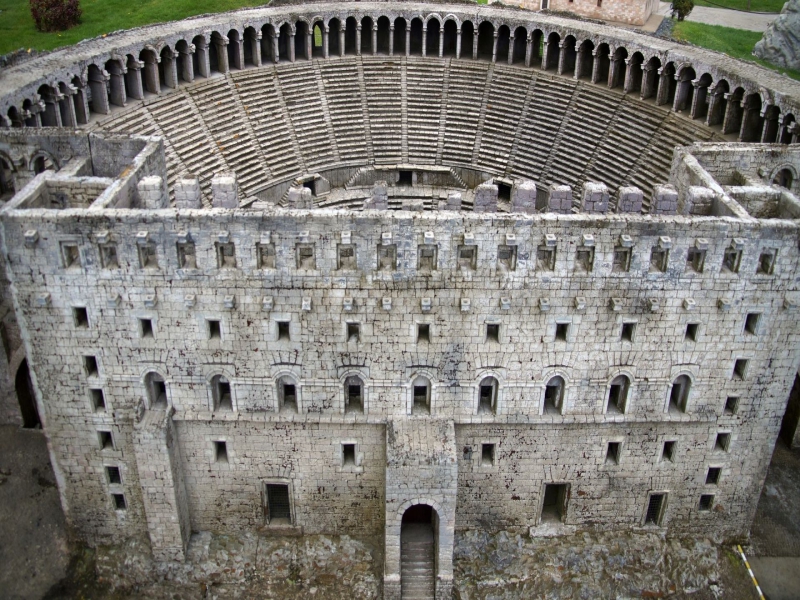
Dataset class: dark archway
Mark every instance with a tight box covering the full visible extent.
[16,359,40,429]
[401,504,437,598]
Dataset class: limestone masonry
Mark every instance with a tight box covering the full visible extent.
[1,3,800,599]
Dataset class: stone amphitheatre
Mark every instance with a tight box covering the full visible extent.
[0,1,799,598]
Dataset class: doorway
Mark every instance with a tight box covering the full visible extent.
[16,359,40,429]
[401,504,437,599]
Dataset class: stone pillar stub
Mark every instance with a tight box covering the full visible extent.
[581,181,609,213]
[366,180,388,209]
[474,183,498,213]
[137,175,168,209]
[548,184,572,214]
[174,175,203,209]
[211,173,239,208]
[287,185,313,209]
[444,191,462,211]
[511,180,537,213]
[616,186,644,213]
[651,184,679,215]
[681,185,715,215]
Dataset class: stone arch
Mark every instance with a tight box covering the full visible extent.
[673,65,696,112]
[275,372,299,413]
[295,20,311,60]
[658,61,677,107]
[278,23,293,61]
[29,149,58,173]
[724,86,746,135]
[143,370,168,409]
[393,17,407,55]
[668,373,693,413]
[461,20,475,59]
[7,106,24,128]
[345,16,358,55]
[779,113,795,144]
[328,18,342,56]
[608,45,627,88]
[409,371,435,415]
[159,45,177,89]
[425,15,441,57]
[341,370,367,414]
[243,26,260,65]
[707,78,729,127]
[442,18,458,57]
[626,51,644,93]
[605,373,631,414]
[740,92,764,142]
[560,34,577,76]
[770,164,796,190]
[762,104,781,143]
[476,375,500,415]
[138,46,161,94]
[376,16,391,54]
[104,57,127,106]
[409,17,423,55]
[209,373,233,411]
[0,152,16,198]
[544,31,560,70]
[496,24,511,63]
[36,84,60,127]
[577,39,594,79]
[511,26,527,64]
[477,21,494,61]
[191,34,209,77]
[542,374,565,415]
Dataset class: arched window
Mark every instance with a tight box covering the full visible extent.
[145,371,167,409]
[461,21,475,60]
[410,18,423,55]
[393,18,407,55]
[773,168,793,189]
[361,17,373,55]
[159,46,176,89]
[543,376,564,414]
[277,375,298,412]
[344,375,364,413]
[0,157,14,198]
[328,19,342,56]
[33,156,47,175]
[227,29,242,69]
[478,377,498,415]
[192,36,209,78]
[477,22,494,61]
[212,374,232,411]
[312,22,325,57]
[425,18,440,57]
[544,32,560,71]
[295,21,309,60]
[412,375,431,415]
[669,375,691,413]
[606,375,630,414]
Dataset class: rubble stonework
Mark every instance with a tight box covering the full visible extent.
[0,3,799,598]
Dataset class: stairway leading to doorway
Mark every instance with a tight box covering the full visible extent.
[401,522,435,599]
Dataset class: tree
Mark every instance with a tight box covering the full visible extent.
[30,0,82,32]
[671,0,695,21]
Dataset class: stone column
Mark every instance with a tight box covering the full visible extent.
[590,50,600,83]
[655,67,669,106]
[574,49,584,80]
[235,35,245,69]
[608,55,620,88]
[389,25,395,55]
[373,25,378,55]
[60,85,78,126]
[472,32,478,60]
[640,65,655,99]
[491,32,498,63]
[43,91,63,127]
[439,27,444,57]
[406,27,411,57]
[689,80,704,119]
[108,62,128,105]
[323,28,329,59]
[339,28,345,57]
[215,37,230,73]
[704,91,719,127]
[525,35,533,67]
[672,75,687,112]
[272,31,280,63]
[356,25,362,56]
[180,45,196,82]
[88,68,111,115]
[455,28,461,59]
[622,59,634,92]
[289,31,296,62]
[196,41,210,77]
[73,86,90,124]
[166,50,180,89]
[721,93,739,135]
[508,35,514,64]
[252,32,263,67]
[422,26,428,57]
[307,31,313,60]
[541,40,550,70]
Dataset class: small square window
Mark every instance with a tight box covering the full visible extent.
[733,359,748,380]
[537,246,555,271]
[98,430,114,450]
[497,182,511,201]
[61,243,80,268]
[106,466,121,485]
[685,323,699,342]
[90,388,106,412]
[338,244,357,270]
[497,245,517,271]
[112,493,126,510]
[706,467,721,485]
[216,242,236,268]
[686,247,706,273]
[277,321,290,341]
[214,441,228,463]
[715,433,731,452]
[347,322,360,342]
[699,494,714,511]
[418,245,437,271]
[138,243,158,269]
[208,319,221,340]
[140,318,154,339]
[486,323,500,343]
[418,324,431,343]
[613,247,631,273]
[257,243,276,269]
[723,247,742,273]
[297,244,316,269]
[73,307,89,328]
[378,244,397,270]
[744,313,760,335]
[645,493,665,525]
[83,355,99,377]
[458,245,477,270]
[575,247,594,272]
[605,442,621,465]
[177,242,196,269]
[342,443,356,466]
[597,0,602,6]
[621,322,636,342]
[481,443,495,466]
[661,440,675,462]
[99,244,118,268]
[555,323,569,341]
[757,250,776,275]
[724,396,739,415]
[398,170,413,185]
[649,247,668,273]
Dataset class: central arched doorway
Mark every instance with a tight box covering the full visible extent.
[401,504,437,599]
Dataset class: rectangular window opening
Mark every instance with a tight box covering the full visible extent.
[398,170,413,186]
[342,443,356,466]
[106,466,121,485]
[479,385,494,414]
[418,245,437,271]
[497,245,517,271]
[100,244,118,269]
[90,388,106,412]
[458,245,477,270]
[216,380,232,411]
[265,483,291,524]
[537,246,555,271]
[685,323,699,342]
[555,323,569,342]
[645,493,665,525]
[297,244,316,270]
[216,242,236,268]
[686,247,706,273]
[724,396,739,415]
[176,242,196,269]
[723,248,742,273]
[758,250,776,275]
[605,442,621,465]
[576,248,594,272]
[112,493,126,511]
[481,443,495,466]
[413,385,429,414]
[706,467,721,485]
[283,384,297,410]
[699,494,714,511]
[214,440,228,463]
[338,244,356,270]
[715,433,731,452]
[346,322,360,343]
[661,441,675,462]
[649,248,668,273]
[613,247,631,273]
[621,322,636,342]
[486,323,500,343]
[541,483,568,523]
[277,321,290,341]
[98,430,114,450]
[378,244,397,270]
[497,182,511,201]
[417,324,430,343]
[140,318,153,339]
[138,243,157,269]
[608,385,624,414]
[208,319,221,340]
[733,359,748,380]
[73,307,89,328]
[84,355,99,377]
[346,384,363,413]
[257,243,276,269]
[744,313,761,335]
[61,243,80,268]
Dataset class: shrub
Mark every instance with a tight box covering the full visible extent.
[30,0,82,32]
[671,0,695,21]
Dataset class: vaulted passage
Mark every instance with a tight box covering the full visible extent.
[15,359,40,429]
[401,504,436,600]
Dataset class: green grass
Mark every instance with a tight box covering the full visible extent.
[692,0,784,12]
[672,21,800,81]
[0,0,269,54]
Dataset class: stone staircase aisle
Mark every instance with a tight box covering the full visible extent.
[401,523,435,600]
